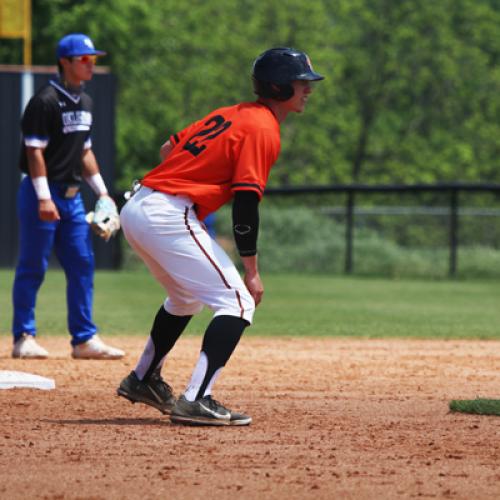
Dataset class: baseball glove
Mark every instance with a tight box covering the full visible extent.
[86,197,120,242]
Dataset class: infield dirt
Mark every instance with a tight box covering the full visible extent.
[1,337,499,500]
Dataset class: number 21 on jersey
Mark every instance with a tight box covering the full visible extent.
[183,115,232,157]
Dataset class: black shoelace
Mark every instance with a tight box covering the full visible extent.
[202,395,228,413]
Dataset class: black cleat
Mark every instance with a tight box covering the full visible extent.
[117,370,176,415]
[170,395,251,426]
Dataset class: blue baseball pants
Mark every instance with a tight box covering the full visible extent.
[12,176,97,346]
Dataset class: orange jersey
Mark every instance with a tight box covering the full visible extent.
[141,102,280,220]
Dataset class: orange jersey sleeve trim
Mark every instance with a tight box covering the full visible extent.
[231,182,264,196]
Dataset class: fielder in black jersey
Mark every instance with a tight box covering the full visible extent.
[11,33,125,360]
[19,80,94,183]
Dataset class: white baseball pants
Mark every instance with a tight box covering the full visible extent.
[120,186,255,324]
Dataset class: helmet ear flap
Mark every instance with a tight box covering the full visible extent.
[273,83,294,101]
[253,79,294,101]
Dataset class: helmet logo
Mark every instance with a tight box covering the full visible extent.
[306,55,314,70]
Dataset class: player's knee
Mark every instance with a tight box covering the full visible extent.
[15,263,47,285]
[65,253,94,276]
[164,299,204,316]
[216,289,255,325]
[245,293,256,317]
[235,287,255,324]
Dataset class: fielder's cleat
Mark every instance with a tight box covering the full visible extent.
[117,370,176,414]
[170,395,252,426]
[12,333,49,359]
[72,334,125,360]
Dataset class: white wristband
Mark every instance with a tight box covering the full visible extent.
[86,173,108,196]
[32,176,51,200]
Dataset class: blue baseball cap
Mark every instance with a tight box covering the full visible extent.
[56,33,106,59]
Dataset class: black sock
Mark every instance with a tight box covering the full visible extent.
[195,315,249,399]
[141,306,192,381]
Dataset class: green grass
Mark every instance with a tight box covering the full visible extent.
[449,399,500,416]
[1,269,499,338]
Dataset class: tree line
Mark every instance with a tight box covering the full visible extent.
[1,0,500,189]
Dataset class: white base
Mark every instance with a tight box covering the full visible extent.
[0,370,55,390]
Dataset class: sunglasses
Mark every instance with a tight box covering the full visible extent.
[72,55,97,64]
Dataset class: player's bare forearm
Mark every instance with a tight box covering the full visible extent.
[241,255,258,274]
[26,147,60,221]
[160,140,173,161]
[82,149,112,199]
[81,149,101,177]
[26,147,48,178]
[241,255,264,306]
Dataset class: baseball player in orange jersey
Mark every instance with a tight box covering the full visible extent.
[117,47,324,425]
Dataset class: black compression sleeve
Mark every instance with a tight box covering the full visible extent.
[232,190,260,256]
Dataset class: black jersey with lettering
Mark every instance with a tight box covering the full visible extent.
[19,79,93,184]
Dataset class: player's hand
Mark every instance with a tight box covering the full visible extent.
[86,195,121,242]
[38,199,60,221]
[244,270,264,306]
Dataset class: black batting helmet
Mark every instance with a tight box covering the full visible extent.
[252,47,324,101]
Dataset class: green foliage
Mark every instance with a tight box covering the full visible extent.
[214,204,500,278]
[215,205,342,273]
[449,399,500,416]
[2,0,500,188]
[457,247,500,278]
[257,207,345,274]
